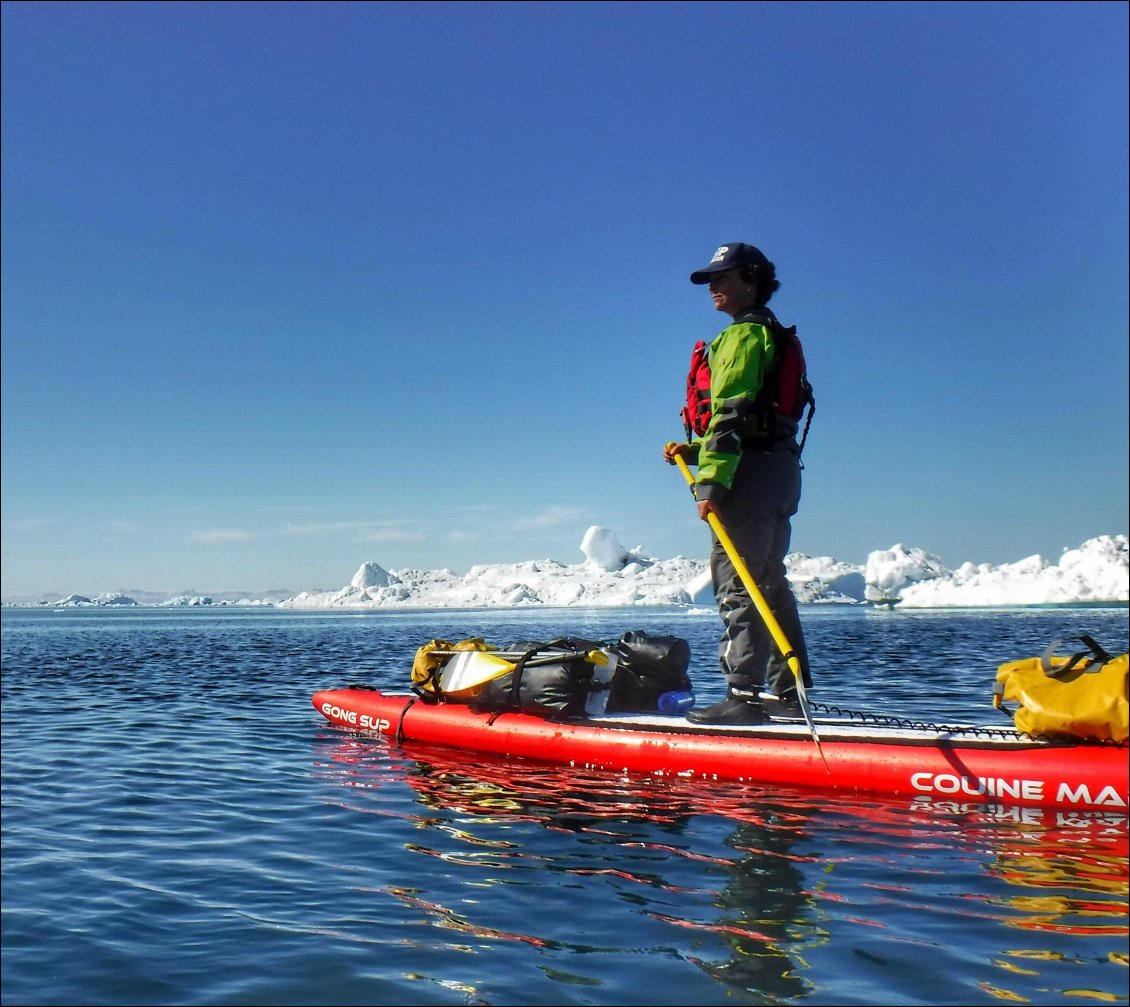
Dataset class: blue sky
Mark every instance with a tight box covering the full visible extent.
[2,1,1127,600]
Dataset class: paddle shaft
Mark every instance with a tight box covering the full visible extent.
[431,649,607,668]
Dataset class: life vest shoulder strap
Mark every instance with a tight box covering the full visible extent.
[681,313,816,457]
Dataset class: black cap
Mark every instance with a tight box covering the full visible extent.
[689,242,772,284]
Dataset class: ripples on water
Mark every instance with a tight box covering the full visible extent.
[2,606,1127,1006]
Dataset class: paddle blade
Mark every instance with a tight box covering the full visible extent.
[438,650,516,697]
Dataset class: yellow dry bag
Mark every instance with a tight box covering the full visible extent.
[994,635,1128,743]
[411,638,500,697]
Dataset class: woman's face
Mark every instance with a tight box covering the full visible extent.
[708,269,757,317]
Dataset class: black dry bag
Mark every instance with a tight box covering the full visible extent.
[605,631,692,713]
[472,637,601,718]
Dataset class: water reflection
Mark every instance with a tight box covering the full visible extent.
[314,733,1129,1005]
[984,822,1128,945]
[676,818,811,997]
[407,753,821,1002]
[318,736,819,1001]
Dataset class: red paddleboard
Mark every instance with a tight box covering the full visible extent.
[313,688,1128,814]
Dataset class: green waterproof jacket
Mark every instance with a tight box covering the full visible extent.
[694,312,781,503]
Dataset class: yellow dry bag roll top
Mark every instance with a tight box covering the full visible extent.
[411,638,495,696]
[994,635,1129,743]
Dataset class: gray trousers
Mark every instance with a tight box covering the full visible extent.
[709,444,811,697]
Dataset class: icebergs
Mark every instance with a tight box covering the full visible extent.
[280,528,1127,611]
[886,534,1129,608]
[864,545,950,605]
[26,526,1128,611]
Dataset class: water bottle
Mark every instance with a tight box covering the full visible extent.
[657,689,696,716]
[584,649,618,716]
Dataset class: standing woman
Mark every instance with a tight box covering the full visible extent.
[664,242,812,725]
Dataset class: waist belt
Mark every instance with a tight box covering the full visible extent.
[742,435,798,452]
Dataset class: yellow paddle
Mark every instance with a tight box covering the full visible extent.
[669,446,830,771]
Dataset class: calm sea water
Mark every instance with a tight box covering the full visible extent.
[2,605,1127,1007]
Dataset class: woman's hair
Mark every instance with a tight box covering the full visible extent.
[739,261,780,306]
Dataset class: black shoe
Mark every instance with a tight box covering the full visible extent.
[759,690,805,721]
[685,695,766,726]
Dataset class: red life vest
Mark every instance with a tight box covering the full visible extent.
[681,316,815,454]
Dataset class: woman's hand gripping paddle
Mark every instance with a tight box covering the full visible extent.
[668,445,830,772]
